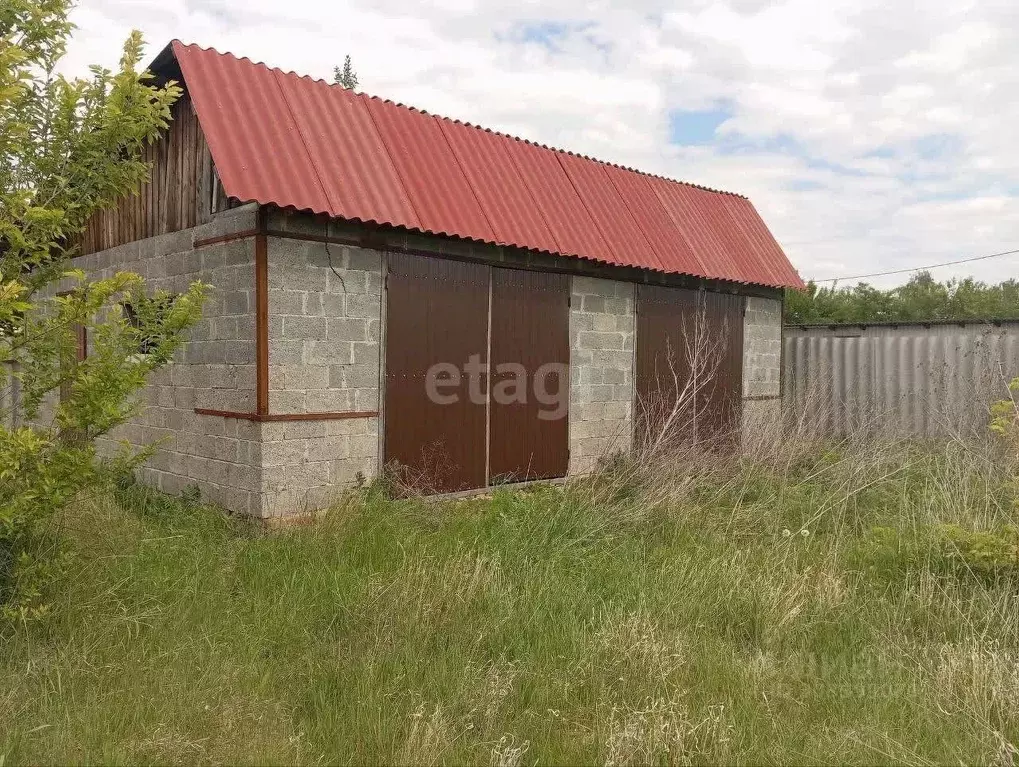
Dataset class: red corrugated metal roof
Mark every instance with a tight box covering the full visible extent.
[647,175,747,285]
[437,118,559,253]
[280,72,420,228]
[363,96,496,243]
[556,151,658,271]
[603,164,707,278]
[168,40,804,289]
[182,45,331,215]
[501,138,614,263]
[719,194,800,288]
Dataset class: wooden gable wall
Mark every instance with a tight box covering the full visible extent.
[80,91,228,255]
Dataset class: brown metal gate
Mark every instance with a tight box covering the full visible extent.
[489,268,570,483]
[635,285,744,447]
[698,290,745,444]
[384,252,489,492]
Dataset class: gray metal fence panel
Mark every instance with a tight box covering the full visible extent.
[783,321,1019,438]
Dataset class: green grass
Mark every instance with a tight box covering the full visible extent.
[4,439,1019,765]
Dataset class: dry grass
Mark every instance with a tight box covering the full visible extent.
[3,419,1019,764]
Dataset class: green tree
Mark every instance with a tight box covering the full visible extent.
[0,1,207,620]
[333,54,358,90]
[785,272,1019,325]
[894,272,950,320]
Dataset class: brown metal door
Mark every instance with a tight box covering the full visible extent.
[635,285,744,448]
[635,284,697,447]
[384,252,489,492]
[698,291,744,443]
[489,268,569,483]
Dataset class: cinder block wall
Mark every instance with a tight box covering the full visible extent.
[259,221,382,517]
[80,205,263,514]
[742,296,783,431]
[568,276,636,474]
[61,202,785,517]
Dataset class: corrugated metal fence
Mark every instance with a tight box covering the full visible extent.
[783,321,1019,438]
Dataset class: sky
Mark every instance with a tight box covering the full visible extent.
[59,0,1019,288]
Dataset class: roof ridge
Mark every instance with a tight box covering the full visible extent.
[361,92,749,200]
[169,40,748,201]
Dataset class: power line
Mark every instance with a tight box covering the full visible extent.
[811,246,1019,283]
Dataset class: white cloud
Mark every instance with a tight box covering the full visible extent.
[58,0,1019,286]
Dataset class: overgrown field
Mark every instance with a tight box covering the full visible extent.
[4,439,1019,765]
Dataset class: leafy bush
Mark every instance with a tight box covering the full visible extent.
[0,4,205,621]
[990,377,1019,446]
[851,523,1019,583]
[939,524,1019,575]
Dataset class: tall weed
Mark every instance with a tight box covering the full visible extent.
[3,429,1019,764]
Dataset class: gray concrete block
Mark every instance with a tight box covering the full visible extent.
[306,389,354,412]
[269,340,306,365]
[347,248,382,273]
[223,290,250,316]
[269,289,305,316]
[284,315,328,338]
[269,390,306,412]
[285,460,331,489]
[307,339,354,365]
[354,387,379,411]
[577,331,625,350]
[262,439,308,467]
[345,293,381,319]
[320,294,345,317]
[352,342,378,365]
[569,276,635,468]
[225,341,256,366]
[314,435,350,461]
[335,365,377,389]
[327,317,368,341]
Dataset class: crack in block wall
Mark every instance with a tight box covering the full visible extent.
[259,232,382,517]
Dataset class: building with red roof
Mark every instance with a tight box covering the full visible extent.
[79,41,799,517]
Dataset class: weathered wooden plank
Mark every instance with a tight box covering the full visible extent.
[198,128,211,223]
[78,92,218,255]
[184,100,196,229]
